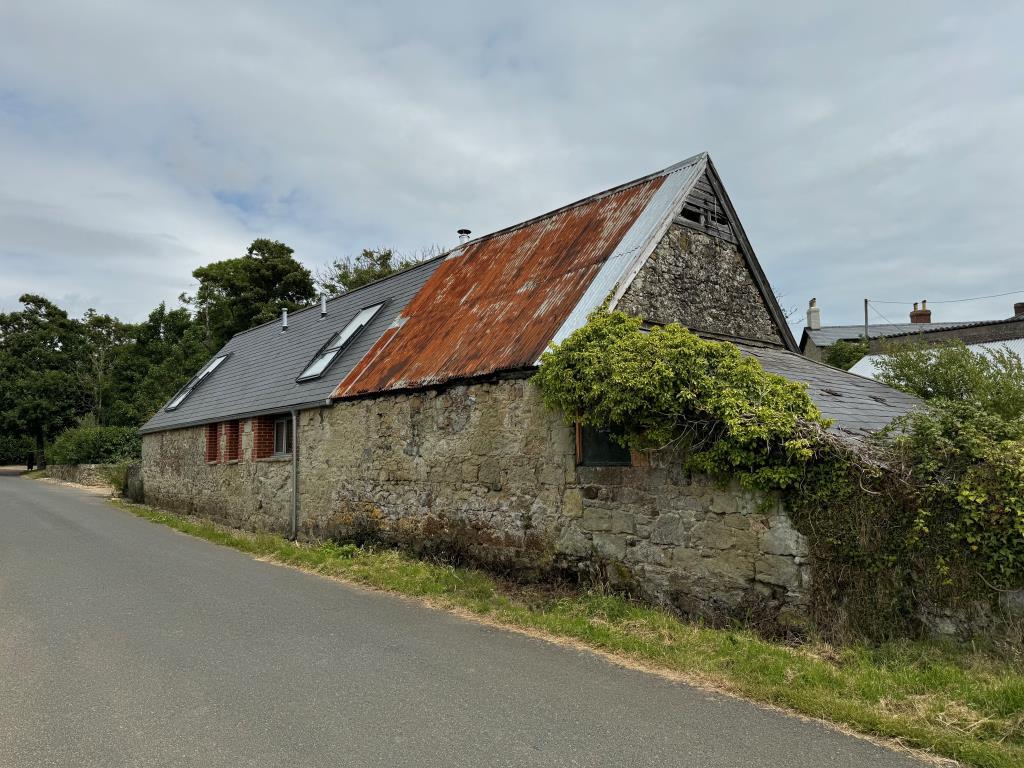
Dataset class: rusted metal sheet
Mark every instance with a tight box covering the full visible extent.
[333,174,668,398]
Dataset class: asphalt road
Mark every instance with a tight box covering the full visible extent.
[0,470,925,767]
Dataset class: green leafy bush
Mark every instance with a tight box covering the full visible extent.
[823,338,868,370]
[888,401,1024,587]
[874,341,1024,419]
[46,425,141,466]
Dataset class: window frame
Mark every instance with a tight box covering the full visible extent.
[273,416,293,456]
[166,353,230,411]
[575,423,633,467]
[296,302,385,382]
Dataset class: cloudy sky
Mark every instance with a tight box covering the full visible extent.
[2,1,1022,331]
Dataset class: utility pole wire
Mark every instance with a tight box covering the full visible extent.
[870,289,1024,305]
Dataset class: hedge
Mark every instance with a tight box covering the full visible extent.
[46,426,141,466]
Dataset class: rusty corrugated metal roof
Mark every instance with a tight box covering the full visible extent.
[333,158,713,399]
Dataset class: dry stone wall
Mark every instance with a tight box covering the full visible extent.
[46,463,116,487]
[142,379,809,623]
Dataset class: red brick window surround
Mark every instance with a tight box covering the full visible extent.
[252,416,275,460]
[204,423,219,463]
[224,421,241,462]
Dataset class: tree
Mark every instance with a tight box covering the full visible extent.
[77,309,134,425]
[188,239,316,348]
[874,341,1024,420]
[317,247,433,296]
[0,295,88,464]
[105,302,214,425]
[824,339,868,371]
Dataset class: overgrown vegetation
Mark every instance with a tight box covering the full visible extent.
[875,340,1024,419]
[534,311,1024,641]
[46,424,141,465]
[109,498,1024,768]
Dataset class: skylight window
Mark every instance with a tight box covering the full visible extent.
[166,355,228,411]
[297,303,384,381]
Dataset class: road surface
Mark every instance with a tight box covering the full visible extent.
[0,468,924,767]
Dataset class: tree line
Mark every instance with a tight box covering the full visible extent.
[0,239,425,465]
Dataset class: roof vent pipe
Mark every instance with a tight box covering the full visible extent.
[806,298,821,331]
[320,295,327,317]
[281,308,288,331]
[457,228,471,244]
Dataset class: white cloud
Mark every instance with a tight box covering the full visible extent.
[1,0,1022,326]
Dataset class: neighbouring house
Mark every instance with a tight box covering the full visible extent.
[140,153,917,624]
[799,298,1011,362]
[850,313,1024,379]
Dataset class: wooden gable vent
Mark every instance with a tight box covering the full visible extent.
[676,172,736,244]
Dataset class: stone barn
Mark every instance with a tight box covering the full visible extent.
[140,153,916,623]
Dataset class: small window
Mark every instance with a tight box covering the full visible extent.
[297,303,384,381]
[578,424,632,466]
[204,423,219,463]
[167,355,228,411]
[224,421,241,461]
[273,416,293,456]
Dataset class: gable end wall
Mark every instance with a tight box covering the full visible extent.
[616,222,785,345]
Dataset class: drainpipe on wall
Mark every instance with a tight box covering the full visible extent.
[290,408,299,540]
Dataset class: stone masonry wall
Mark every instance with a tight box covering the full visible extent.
[142,379,810,623]
[142,420,293,533]
[617,223,784,345]
[46,463,117,487]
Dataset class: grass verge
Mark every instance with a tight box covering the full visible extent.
[111,499,1023,768]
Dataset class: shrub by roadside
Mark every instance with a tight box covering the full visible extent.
[46,425,140,466]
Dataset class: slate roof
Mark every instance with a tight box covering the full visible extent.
[879,314,1024,341]
[802,322,984,349]
[739,344,919,437]
[139,257,443,434]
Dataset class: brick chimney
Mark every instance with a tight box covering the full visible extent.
[909,299,931,324]
[806,298,821,331]
[1015,301,1024,317]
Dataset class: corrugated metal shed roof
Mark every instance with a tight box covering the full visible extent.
[139,257,443,434]
[333,156,708,399]
[739,344,919,437]
[802,322,986,348]
[850,337,1024,380]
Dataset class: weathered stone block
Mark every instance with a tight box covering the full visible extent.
[754,554,801,589]
[581,506,613,532]
[650,513,684,545]
[759,514,807,557]
[556,525,591,557]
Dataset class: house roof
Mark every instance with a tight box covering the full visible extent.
[139,257,443,434]
[333,153,795,400]
[739,344,919,438]
[142,152,908,438]
[801,322,985,350]
[877,313,1024,341]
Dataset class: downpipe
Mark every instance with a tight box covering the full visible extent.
[290,408,299,540]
